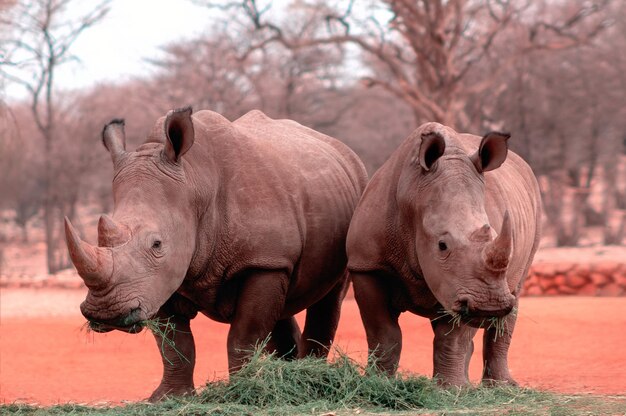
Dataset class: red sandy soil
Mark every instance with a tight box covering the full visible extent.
[1,288,625,406]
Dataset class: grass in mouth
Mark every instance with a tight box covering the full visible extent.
[480,306,518,341]
[432,307,519,341]
[81,316,190,365]
[431,309,463,335]
[140,317,190,365]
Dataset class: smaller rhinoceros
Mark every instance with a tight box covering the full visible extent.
[65,107,367,401]
[346,122,541,386]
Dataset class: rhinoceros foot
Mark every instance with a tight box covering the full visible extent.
[482,376,518,387]
[434,373,471,388]
[482,364,518,387]
[147,384,195,403]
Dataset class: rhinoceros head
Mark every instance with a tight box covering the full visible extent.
[65,107,197,333]
[401,123,516,322]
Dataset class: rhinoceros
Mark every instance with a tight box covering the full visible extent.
[346,122,541,386]
[65,107,367,400]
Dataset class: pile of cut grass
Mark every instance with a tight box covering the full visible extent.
[4,348,625,415]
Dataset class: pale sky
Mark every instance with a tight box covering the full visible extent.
[6,0,218,99]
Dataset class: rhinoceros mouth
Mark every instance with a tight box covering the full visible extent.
[460,305,513,319]
[88,320,144,334]
[435,301,515,330]
[452,307,514,329]
[451,294,515,320]
[87,307,146,334]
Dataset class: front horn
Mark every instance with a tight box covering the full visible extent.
[64,217,113,288]
[483,211,512,272]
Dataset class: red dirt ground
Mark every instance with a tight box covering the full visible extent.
[1,288,625,405]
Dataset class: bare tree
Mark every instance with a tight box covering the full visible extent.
[147,35,258,120]
[482,0,626,246]
[146,22,358,138]
[0,0,111,272]
[195,0,613,129]
[0,102,47,245]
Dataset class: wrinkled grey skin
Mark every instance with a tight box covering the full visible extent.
[347,122,541,386]
[65,108,367,401]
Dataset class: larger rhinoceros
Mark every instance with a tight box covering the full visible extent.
[65,107,367,400]
[346,122,541,386]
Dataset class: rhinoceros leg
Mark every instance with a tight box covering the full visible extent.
[266,317,302,359]
[431,319,477,386]
[148,309,196,402]
[352,272,402,374]
[299,276,349,358]
[227,271,289,372]
[481,299,519,385]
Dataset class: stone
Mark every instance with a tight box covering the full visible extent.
[592,262,620,276]
[525,273,539,286]
[544,287,560,296]
[554,274,567,287]
[615,273,626,289]
[532,262,559,277]
[576,283,598,296]
[597,283,624,296]
[557,285,577,295]
[590,272,611,287]
[565,272,589,289]
[523,285,543,296]
[572,264,591,277]
[538,275,557,291]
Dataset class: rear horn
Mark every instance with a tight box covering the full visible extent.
[97,214,130,247]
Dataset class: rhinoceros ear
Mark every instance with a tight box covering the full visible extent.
[163,106,194,163]
[471,131,510,173]
[102,119,126,164]
[417,132,446,171]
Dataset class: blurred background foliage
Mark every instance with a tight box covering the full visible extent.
[1,0,625,273]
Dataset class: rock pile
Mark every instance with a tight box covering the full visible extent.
[523,261,626,296]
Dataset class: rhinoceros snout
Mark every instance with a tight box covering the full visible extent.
[453,293,515,318]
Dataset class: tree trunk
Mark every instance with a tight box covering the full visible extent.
[556,187,590,247]
[44,190,60,273]
[20,223,29,243]
[604,211,626,245]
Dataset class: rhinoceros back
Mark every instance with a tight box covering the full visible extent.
[186,110,367,310]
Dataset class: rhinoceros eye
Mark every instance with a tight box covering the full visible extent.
[438,241,448,251]
[152,240,162,250]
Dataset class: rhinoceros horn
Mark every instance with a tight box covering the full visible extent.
[97,214,130,248]
[65,217,113,288]
[483,211,512,272]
